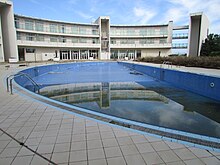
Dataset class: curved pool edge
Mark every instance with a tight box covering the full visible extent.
[12,75,220,152]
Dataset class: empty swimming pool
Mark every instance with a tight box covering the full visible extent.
[14,62,220,148]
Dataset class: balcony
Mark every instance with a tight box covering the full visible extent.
[172,43,188,49]
[15,23,99,38]
[110,43,172,49]
[110,32,168,38]
[172,33,188,39]
[17,39,101,48]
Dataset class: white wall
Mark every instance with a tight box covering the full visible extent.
[141,49,171,57]
[24,47,59,61]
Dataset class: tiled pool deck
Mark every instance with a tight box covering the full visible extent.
[0,62,220,165]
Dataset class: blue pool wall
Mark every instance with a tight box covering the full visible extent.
[14,62,100,89]
[120,62,220,101]
[15,61,220,101]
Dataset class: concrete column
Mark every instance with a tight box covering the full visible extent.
[0,14,4,62]
[79,49,81,60]
[0,1,18,62]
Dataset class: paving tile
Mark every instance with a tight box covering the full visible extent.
[88,148,105,160]
[69,161,88,165]
[53,143,70,153]
[25,137,42,146]
[141,152,164,165]
[30,154,51,165]
[100,131,115,139]
[201,156,220,165]
[6,140,21,148]
[120,144,139,156]
[166,161,185,165]
[184,158,205,165]
[165,141,186,149]
[11,155,33,165]
[114,131,129,138]
[37,144,54,154]
[87,132,101,141]
[151,141,170,151]
[131,135,148,144]
[40,136,56,144]
[0,147,21,158]
[86,126,99,133]
[102,138,118,147]
[87,139,103,149]
[174,148,197,160]
[88,158,107,165]
[188,147,212,158]
[104,146,122,158]
[70,150,87,162]
[124,154,146,165]
[158,150,180,163]
[107,157,126,165]
[0,140,11,149]
[56,135,71,143]
[72,134,86,142]
[71,141,87,151]
[117,136,133,146]
[17,146,36,156]
[145,135,162,142]
[0,157,14,165]
[51,152,69,164]
[135,142,155,153]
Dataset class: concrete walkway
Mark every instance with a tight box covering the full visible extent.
[0,62,220,165]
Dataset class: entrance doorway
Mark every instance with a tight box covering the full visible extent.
[18,48,25,61]
[60,51,70,60]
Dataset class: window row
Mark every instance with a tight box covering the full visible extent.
[17,33,100,44]
[15,18,99,35]
[110,27,168,36]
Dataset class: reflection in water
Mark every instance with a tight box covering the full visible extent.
[41,82,220,138]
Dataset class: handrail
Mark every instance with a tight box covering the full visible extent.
[160,61,172,69]
[6,72,40,94]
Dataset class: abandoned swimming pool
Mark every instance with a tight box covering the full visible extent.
[14,62,220,150]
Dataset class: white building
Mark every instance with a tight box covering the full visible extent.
[0,0,209,62]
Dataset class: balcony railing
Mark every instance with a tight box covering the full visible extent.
[111,43,172,48]
[172,43,188,49]
[110,31,168,37]
[15,22,99,36]
[172,33,188,39]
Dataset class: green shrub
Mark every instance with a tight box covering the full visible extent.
[137,56,220,69]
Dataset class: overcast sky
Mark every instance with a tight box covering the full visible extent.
[12,0,220,34]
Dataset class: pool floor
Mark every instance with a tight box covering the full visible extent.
[34,62,220,139]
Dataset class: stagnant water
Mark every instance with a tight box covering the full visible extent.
[34,62,220,138]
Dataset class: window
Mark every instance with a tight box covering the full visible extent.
[59,37,66,43]
[72,38,78,43]
[72,26,78,34]
[50,24,58,33]
[50,37,57,42]
[79,27,86,34]
[14,17,20,29]
[26,33,35,41]
[36,35,44,41]
[59,25,65,33]
[17,33,21,40]
[111,39,116,44]
[160,27,167,35]
[79,38,87,43]
[92,29,98,35]
[25,20,34,30]
[159,39,167,44]
[26,48,35,53]
[35,22,44,31]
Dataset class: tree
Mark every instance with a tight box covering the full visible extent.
[200,34,220,56]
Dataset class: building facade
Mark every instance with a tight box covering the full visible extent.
[0,0,209,62]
